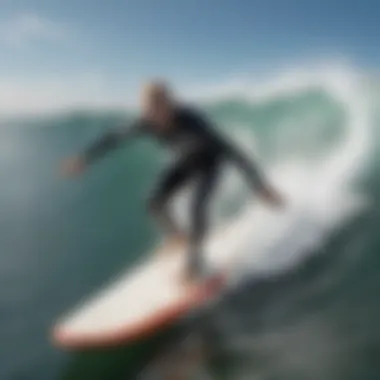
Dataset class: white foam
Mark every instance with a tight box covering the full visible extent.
[234,65,371,280]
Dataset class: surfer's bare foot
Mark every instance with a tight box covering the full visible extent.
[158,234,188,256]
[180,268,200,287]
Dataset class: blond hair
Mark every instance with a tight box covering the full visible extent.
[141,80,173,103]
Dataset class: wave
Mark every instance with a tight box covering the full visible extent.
[1,61,378,380]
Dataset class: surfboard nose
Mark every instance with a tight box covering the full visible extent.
[51,272,227,350]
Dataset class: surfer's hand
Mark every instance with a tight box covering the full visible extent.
[260,186,285,208]
[61,156,87,177]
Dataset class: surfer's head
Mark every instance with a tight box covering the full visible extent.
[140,80,175,127]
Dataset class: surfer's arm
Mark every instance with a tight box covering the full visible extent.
[82,121,144,164]
[224,142,267,192]
[181,108,284,206]
[223,141,285,207]
[189,110,266,191]
[61,121,146,177]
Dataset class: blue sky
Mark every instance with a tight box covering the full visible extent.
[0,0,379,112]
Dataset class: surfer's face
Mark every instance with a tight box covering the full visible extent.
[141,82,174,129]
[143,97,172,127]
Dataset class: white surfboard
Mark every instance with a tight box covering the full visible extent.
[52,208,256,349]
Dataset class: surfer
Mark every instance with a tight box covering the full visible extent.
[62,81,284,283]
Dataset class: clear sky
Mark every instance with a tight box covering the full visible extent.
[0,0,379,113]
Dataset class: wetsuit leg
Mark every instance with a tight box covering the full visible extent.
[148,157,197,237]
[188,158,220,277]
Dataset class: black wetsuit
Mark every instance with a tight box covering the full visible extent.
[83,106,267,276]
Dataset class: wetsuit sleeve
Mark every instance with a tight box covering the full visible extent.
[223,141,268,193]
[82,120,145,164]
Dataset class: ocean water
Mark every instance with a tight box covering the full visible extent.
[1,64,380,380]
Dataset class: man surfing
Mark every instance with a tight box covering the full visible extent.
[62,81,284,283]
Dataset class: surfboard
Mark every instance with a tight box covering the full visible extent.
[52,212,253,350]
